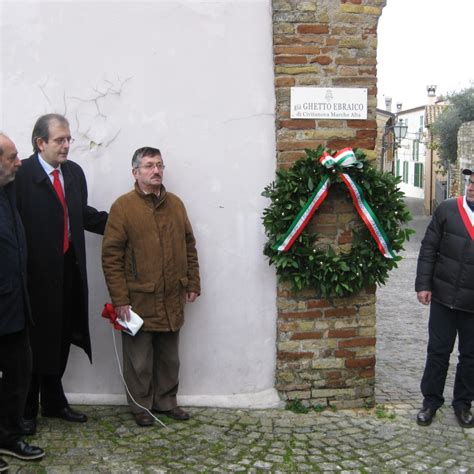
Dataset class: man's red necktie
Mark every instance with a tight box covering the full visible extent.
[52,169,69,253]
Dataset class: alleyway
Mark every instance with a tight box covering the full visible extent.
[7,199,474,473]
[376,197,439,406]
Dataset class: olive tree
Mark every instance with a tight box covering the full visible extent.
[432,86,474,165]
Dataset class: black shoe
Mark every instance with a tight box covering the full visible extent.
[416,407,436,426]
[0,440,45,460]
[454,408,474,428]
[155,406,190,421]
[19,417,37,436]
[42,406,87,423]
[0,457,8,472]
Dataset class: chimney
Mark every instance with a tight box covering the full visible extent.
[426,85,437,105]
[384,96,392,112]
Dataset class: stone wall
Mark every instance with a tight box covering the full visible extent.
[457,121,474,195]
[272,0,386,408]
[449,162,461,198]
[447,121,474,197]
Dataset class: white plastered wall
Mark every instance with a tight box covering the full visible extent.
[0,0,280,408]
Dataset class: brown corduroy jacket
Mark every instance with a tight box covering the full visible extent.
[102,183,200,331]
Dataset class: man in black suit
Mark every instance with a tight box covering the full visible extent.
[0,133,44,469]
[15,114,108,431]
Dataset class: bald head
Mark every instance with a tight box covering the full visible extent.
[0,133,21,187]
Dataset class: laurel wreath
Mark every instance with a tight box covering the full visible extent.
[262,145,413,297]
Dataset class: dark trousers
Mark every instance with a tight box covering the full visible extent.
[0,327,32,445]
[122,330,180,414]
[421,300,474,411]
[24,245,76,419]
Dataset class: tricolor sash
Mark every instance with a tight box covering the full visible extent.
[457,196,474,240]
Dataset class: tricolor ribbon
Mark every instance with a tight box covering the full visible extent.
[273,147,395,258]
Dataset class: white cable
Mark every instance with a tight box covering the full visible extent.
[111,327,169,430]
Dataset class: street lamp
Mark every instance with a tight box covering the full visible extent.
[392,118,408,175]
[393,119,408,143]
[380,117,408,173]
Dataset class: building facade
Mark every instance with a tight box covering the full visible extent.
[394,106,426,199]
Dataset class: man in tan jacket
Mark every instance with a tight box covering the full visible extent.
[102,146,200,426]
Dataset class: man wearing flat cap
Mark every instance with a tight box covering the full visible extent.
[415,168,474,428]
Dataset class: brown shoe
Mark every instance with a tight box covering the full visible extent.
[133,411,155,427]
[156,406,190,421]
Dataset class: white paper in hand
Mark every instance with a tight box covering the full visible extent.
[117,307,143,336]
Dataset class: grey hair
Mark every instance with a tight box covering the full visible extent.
[131,146,162,168]
[32,114,69,152]
[0,132,8,156]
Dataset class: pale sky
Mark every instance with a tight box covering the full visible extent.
[377,0,474,111]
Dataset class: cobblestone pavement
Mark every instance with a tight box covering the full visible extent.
[7,198,474,473]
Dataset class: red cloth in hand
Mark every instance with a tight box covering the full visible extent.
[101,303,125,331]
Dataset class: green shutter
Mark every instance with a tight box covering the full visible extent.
[412,140,419,162]
[403,162,409,183]
[414,163,423,188]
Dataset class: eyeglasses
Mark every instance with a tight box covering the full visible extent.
[51,137,75,145]
[136,163,165,171]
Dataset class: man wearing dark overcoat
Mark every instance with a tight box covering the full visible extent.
[415,168,474,428]
[15,114,108,430]
[0,133,44,468]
